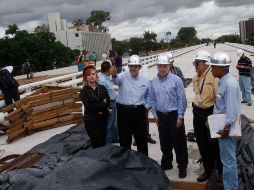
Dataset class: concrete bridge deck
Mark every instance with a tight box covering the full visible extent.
[1,43,254,183]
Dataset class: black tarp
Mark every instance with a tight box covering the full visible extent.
[237,115,254,190]
[0,122,172,190]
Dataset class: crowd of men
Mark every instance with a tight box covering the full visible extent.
[80,48,252,190]
[0,46,252,190]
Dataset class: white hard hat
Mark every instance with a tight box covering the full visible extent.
[164,52,174,63]
[3,66,14,73]
[206,52,231,66]
[128,55,141,65]
[236,49,244,58]
[194,50,211,62]
[156,54,170,65]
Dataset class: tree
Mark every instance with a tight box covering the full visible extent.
[5,24,19,36]
[143,31,157,55]
[34,24,49,33]
[216,34,241,43]
[129,37,144,53]
[177,27,197,45]
[72,19,85,27]
[85,10,111,32]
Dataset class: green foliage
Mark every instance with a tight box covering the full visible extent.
[129,37,144,53]
[85,10,111,32]
[170,39,186,49]
[111,38,129,54]
[143,31,157,54]
[0,27,74,74]
[34,24,49,33]
[5,24,19,36]
[246,32,254,45]
[215,34,241,43]
[177,27,197,44]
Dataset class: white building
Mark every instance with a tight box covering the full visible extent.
[48,12,112,59]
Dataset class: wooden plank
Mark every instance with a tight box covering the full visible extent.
[9,117,26,127]
[2,104,15,113]
[171,180,206,190]
[7,127,26,143]
[5,108,23,120]
[7,112,25,122]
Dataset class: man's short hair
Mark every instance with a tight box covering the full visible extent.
[101,61,111,73]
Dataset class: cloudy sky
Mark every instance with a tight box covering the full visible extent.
[0,0,253,40]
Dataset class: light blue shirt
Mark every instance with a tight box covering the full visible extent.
[98,73,117,101]
[213,73,241,126]
[149,73,187,119]
[112,71,149,107]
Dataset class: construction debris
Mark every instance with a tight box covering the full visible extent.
[2,85,82,143]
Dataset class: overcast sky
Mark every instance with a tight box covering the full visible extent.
[0,0,253,40]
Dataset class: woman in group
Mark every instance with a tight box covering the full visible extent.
[80,65,111,148]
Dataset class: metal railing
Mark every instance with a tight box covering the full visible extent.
[225,42,254,54]
[0,44,205,108]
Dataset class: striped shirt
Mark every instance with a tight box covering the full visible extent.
[237,56,252,77]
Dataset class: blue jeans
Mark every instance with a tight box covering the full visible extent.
[239,75,252,103]
[219,137,238,190]
[77,63,84,72]
[106,101,118,144]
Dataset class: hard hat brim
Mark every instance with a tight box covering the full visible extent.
[205,62,231,66]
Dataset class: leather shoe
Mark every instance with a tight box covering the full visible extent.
[179,168,187,178]
[147,136,156,144]
[241,101,247,103]
[247,102,252,106]
[161,163,173,170]
[197,172,209,182]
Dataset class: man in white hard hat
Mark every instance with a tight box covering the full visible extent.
[207,52,241,190]
[164,52,186,87]
[149,54,188,178]
[112,55,149,156]
[192,50,222,183]
[236,49,252,106]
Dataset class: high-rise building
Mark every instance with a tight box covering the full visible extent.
[239,18,254,43]
[48,12,112,59]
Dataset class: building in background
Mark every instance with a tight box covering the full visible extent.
[48,12,112,60]
[239,18,254,43]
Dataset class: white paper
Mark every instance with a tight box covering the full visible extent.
[208,114,241,138]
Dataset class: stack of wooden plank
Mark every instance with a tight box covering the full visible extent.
[2,85,83,143]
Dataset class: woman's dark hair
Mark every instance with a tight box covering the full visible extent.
[101,61,111,73]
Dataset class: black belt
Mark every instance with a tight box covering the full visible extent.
[193,104,214,111]
[117,103,144,109]
[110,100,116,102]
[157,110,177,116]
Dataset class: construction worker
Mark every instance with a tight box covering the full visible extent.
[192,50,222,183]
[149,54,188,178]
[164,52,186,87]
[0,66,20,107]
[112,55,149,156]
[236,49,252,106]
[207,52,241,190]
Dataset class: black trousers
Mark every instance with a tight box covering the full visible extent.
[117,104,148,156]
[157,111,188,169]
[84,116,107,148]
[193,105,222,175]
[4,88,20,106]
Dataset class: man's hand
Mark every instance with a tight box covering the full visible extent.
[108,108,112,114]
[176,118,183,128]
[217,125,230,139]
